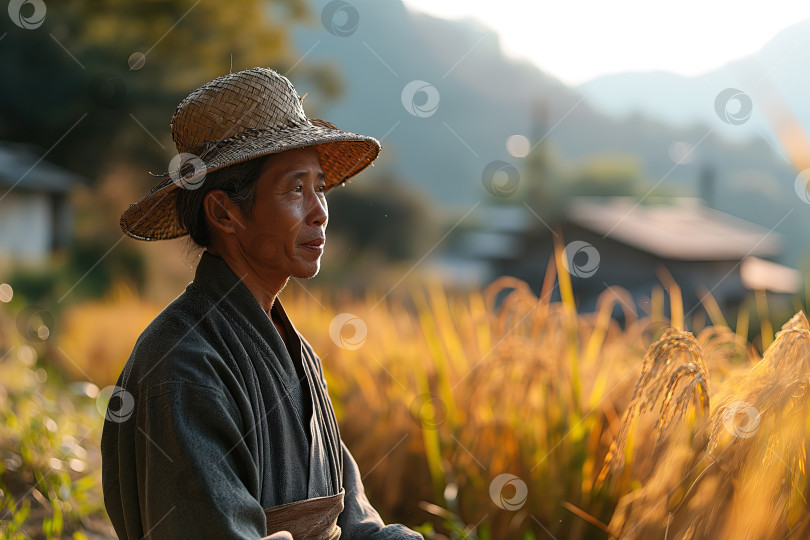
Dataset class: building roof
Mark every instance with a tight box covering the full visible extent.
[568,197,780,261]
[0,141,85,194]
[740,256,800,294]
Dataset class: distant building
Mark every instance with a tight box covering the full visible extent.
[0,142,84,263]
[448,197,799,316]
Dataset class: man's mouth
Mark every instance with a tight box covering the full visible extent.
[299,238,325,252]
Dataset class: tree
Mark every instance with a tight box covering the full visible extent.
[0,0,335,182]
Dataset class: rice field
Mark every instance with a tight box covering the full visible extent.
[1,244,809,538]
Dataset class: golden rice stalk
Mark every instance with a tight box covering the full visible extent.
[656,266,684,330]
[483,276,538,337]
[697,286,728,328]
[583,286,636,368]
[707,311,810,451]
[695,325,751,389]
[755,289,775,351]
[597,328,710,485]
[609,311,810,539]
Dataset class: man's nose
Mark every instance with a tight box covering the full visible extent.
[307,190,328,227]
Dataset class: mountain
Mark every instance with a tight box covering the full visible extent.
[577,18,810,146]
[289,0,809,266]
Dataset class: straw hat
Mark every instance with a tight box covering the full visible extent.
[120,67,381,241]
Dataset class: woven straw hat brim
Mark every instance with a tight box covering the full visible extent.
[120,125,380,241]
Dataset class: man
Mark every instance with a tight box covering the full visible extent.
[101,67,423,539]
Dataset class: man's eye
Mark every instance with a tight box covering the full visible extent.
[317,185,326,193]
[293,185,303,192]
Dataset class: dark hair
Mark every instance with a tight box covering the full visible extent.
[174,154,272,247]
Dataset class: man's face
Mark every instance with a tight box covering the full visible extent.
[236,146,328,281]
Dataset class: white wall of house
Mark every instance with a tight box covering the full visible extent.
[0,192,51,262]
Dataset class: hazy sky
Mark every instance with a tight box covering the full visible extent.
[401,0,810,85]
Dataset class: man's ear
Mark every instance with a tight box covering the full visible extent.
[203,190,245,237]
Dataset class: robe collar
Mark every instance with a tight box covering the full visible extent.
[191,250,296,354]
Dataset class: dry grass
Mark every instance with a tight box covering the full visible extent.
[598,327,710,483]
[608,311,810,539]
[4,244,809,538]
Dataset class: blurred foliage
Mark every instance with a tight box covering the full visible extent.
[0,0,335,183]
[0,0,360,305]
[56,284,163,387]
[282,245,810,538]
[0,308,111,539]
[324,173,442,267]
[518,142,685,225]
[3,237,810,537]
[563,155,642,198]
[5,240,145,306]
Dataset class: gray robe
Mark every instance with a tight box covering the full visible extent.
[101,251,422,539]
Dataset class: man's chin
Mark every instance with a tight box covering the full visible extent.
[293,263,320,280]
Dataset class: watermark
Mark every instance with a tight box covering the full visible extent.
[169,152,207,190]
[97,385,135,423]
[88,73,128,108]
[714,88,752,126]
[563,240,600,278]
[401,80,440,118]
[482,160,520,198]
[489,473,528,511]
[721,401,760,438]
[409,393,447,429]
[321,0,360,37]
[128,52,146,71]
[8,0,46,30]
[16,305,53,342]
[794,169,810,204]
[329,313,367,350]
[668,141,693,165]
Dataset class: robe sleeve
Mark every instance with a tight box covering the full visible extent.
[133,379,269,539]
[337,440,424,539]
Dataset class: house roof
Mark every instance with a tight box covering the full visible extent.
[740,256,800,294]
[567,197,780,261]
[0,141,85,194]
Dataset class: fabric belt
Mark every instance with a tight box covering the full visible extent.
[264,489,345,540]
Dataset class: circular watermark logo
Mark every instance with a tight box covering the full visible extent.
[489,473,528,511]
[321,0,360,37]
[169,153,207,190]
[563,240,600,278]
[714,88,752,126]
[329,313,367,350]
[721,401,760,438]
[482,160,520,198]
[128,52,146,71]
[16,305,53,342]
[8,0,46,29]
[88,73,127,108]
[794,169,810,204]
[401,80,440,118]
[409,393,447,429]
[97,385,135,423]
[668,141,693,165]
